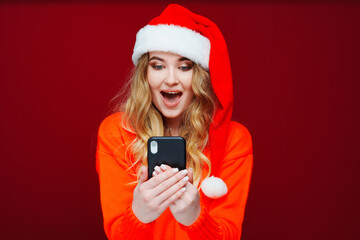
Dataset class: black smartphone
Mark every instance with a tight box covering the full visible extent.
[147,136,186,179]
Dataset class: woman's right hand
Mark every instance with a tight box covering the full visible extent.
[132,165,189,223]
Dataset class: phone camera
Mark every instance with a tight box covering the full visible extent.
[150,141,158,154]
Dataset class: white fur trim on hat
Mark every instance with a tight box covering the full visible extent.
[201,176,228,199]
[132,24,210,70]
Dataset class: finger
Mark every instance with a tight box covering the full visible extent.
[182,181,200,202]
[172,182,192,205]
[187,167,194,184]
[138,166,148,185]
[146,167,180,189]
[153,164,168,177]
[155,173,189,205]
[154,164,169,176]
[154,165,162,174]
[160,164,168,171]
[140,168,185,206]
[172,181,196,204]
[159,185,187,209]
[185,181,199,194]
[152,169,188,197]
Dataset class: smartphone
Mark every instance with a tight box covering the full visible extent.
[147,136,186,179]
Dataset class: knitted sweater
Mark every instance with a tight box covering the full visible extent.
[96,112,253,239]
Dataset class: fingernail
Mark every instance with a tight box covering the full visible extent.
[181,169,188,176]
[172,168,179,173]
[160,164,167,170]
[153,171,157,176]
[180,187,186,192]
[154,166,160,172]
[182,176,189,182]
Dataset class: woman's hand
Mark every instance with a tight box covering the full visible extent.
[153,166,201,226]
[132,166,189,223]
[169,168,201,226]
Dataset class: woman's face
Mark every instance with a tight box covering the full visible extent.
[147,51,194,123]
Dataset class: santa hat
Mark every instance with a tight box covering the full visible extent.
[132,24,210,70]
[132,4,233,181]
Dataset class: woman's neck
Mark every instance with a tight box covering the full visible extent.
[164,117,181,136]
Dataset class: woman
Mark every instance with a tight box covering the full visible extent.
[96,4,253,240]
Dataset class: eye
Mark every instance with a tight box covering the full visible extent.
[179,64,193,71]
[151,65,164,70]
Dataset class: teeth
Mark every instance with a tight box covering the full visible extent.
[162,91,181,95]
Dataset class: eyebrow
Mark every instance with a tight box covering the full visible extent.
[179,57,191,61]
[149,56,192,62]
[149,56,164,61]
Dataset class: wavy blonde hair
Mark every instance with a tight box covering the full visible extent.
[112,53,217,187]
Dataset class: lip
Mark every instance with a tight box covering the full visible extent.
[160,90,182,108]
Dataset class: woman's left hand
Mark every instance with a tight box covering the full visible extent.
[155,166,201,226]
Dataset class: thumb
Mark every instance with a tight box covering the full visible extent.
[188,167,194,184]
[138,166,148,184]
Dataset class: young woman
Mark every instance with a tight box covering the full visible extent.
[96,4,253,240]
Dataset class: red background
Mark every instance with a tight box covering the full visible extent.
[1,1,359,239]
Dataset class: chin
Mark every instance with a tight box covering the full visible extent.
[162,111,182,119]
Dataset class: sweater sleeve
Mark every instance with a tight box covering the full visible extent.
[96,113,154,240]
[180,121,253,239]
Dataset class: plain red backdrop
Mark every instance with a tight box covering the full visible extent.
[1,1,359,239]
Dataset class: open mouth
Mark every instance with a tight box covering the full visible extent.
[161,91,182,104]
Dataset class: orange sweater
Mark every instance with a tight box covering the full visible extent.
[96,113,253,240]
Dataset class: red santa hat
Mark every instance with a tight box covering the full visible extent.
[132,4,233,178]
[132,21,210,70]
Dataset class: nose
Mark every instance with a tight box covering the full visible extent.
[164,67,179,85]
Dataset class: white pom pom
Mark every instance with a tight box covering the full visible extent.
[201,176,228,199]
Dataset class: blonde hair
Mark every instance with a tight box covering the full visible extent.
[112,53,217,187]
